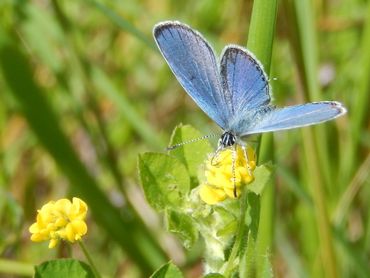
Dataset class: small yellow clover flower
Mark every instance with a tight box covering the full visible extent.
[199,145,256,204]
[29,197,88,248]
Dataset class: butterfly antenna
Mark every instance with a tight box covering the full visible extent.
[166,133,218,151]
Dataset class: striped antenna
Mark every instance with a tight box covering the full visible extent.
[166,133,218,151]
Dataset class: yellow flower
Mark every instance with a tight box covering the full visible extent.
[199,145,256,204]
[29,197,88,248]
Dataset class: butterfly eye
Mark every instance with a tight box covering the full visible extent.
[220,132,236,147]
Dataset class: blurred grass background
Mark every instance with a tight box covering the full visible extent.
[0,0,369,277]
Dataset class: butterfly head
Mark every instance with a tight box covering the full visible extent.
[219,131,236,148]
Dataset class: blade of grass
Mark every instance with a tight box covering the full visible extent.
[283,1,338,277]
[89,0,156,51]
[334,153,370,226]
[0,41,167,275]
[91,67,164,149]
[283,0,333,193]
[302,128,336,277]
[334,228,370,278]
[276,165,313,205]
[341,1,370,185]
[276,223,308,278]
[246,0,278,277]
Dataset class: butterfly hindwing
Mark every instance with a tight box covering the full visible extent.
[153,21,231,129]
[237,101,346,136]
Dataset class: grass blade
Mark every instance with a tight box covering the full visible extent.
[92,68,164,149]
[89,0,156,51]
[341,1,370,184]
[283,1,338,276]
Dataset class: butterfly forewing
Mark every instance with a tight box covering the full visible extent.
[153,22,231,129]
[220,46,270,120]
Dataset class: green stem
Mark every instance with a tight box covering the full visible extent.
[223,191,248,277]
[247,1,277,70]
[0,259,34,277]
[255,137,275,277]
[78,241,102,278]
[247,0,278,277]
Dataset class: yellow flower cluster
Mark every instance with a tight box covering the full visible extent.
[29,197,88,248]
[199,145,256,204]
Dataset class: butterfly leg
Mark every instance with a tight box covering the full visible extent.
[232,144,237,197]
[211,144,224,166]
[240,143,253,177]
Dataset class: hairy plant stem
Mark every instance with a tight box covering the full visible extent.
[223,190,248,277]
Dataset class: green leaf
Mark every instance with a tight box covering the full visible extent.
[203,274,224,278]
[150,261,184,278]
[169,125,213,187]
[166,209,198,249]
[138,153,190,211]
[215,220,237,238]
[247,164,273,195]
[34,259,94,278]
[246,193,260,238]
[21,4,63,72]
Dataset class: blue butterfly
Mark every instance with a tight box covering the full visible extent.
[153,21,346,150]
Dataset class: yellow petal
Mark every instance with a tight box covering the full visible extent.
[199,184,227,204]
[29,223,40,233]
[208,175,230,189]
[72,198,88,213]
[72,220,87,236]
[224,187,241,199]
[55,217,68,227]
[48,239,58,248]
[31,233,47,242]
[244,174,254,184]
[65,224,75,242]
[55,199,72,215]
[68,198,88,220]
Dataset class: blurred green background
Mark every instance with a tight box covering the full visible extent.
[0,0,369,277]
